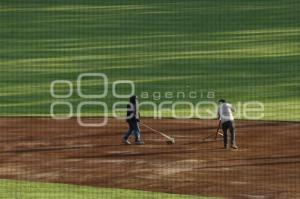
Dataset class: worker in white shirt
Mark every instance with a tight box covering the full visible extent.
[217,99,238,149]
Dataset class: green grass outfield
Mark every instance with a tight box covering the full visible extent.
[0,179,219,199]
[0,0,299,121]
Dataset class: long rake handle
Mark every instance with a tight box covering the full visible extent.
[140,123,173,141]
[215,127,223,139]
[203,121,223,141]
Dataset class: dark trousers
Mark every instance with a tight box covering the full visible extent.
[123,120,141,142]
[222,121,236,147]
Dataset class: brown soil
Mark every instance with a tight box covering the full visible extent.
[0,118,299,199]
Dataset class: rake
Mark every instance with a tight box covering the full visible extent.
[141,123,175,144]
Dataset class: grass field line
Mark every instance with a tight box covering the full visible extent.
[0,179,220,199]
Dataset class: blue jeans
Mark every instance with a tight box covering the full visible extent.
[123,120,141,142]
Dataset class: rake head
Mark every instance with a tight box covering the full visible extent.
[166,138,175,145]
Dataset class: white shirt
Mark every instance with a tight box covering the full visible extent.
[218,103,234,124]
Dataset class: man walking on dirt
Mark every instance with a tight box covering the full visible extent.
[218,99,238,149]
[122,95,144,145]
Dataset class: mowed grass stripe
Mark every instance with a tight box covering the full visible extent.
[0,0,299,120]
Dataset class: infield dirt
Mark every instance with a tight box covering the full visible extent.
[0,118,299,199]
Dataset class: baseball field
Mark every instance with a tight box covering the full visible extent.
[0,0,300,198]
